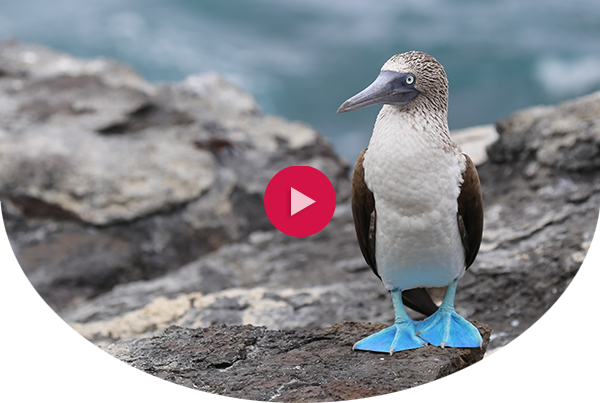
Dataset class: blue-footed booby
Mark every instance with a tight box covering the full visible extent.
[337,51,483,353]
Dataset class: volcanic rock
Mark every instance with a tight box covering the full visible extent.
[1,41,598,399]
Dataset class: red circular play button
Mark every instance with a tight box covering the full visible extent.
[264,166,336,238]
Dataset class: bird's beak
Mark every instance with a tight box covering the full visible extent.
[337,70,420,113]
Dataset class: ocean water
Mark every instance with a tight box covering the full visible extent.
[1,0,600,163]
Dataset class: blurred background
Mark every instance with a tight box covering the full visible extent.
[1,0,599,163]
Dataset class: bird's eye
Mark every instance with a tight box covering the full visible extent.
[406,75,415,85]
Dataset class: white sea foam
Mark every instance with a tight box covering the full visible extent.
[535,56,600,97]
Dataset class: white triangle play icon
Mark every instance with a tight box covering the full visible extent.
[290,187,315,216]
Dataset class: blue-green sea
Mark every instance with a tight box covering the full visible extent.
[2,0,600,163]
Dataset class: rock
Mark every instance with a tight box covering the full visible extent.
[489,91,600,172]
[102,321,491,401]
[451,124,499,166]
[465,92,600,348]
[65,205,397,347]
[0,40,350,310]
[2,41,598,391]
[484,367,600,403]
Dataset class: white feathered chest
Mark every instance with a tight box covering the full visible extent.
[362,105,467,290]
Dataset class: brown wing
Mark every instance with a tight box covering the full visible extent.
[352,149,438,316]
[457,153,484,270]
[351,149,377,277]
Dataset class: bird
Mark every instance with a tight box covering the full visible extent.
[337,51,483,353]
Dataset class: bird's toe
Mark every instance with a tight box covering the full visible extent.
[354,322,426,354]
[416,309,482,348]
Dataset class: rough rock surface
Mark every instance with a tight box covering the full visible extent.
[0,40,350,310]
[104,321,491,401]
[1,41,599,400]
[472,91,600,345]
[0,42,490,402]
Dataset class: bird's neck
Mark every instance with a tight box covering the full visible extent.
[370,105,454,153]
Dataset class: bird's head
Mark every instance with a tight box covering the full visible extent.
[337,51,448,114]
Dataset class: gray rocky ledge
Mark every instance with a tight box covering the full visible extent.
[1,41,598,400]
[103,321,491,401]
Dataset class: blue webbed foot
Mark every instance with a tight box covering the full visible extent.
[354,321,426,354]
[415,308,482,348]
[354,289,426,354]
[415,280,482,348]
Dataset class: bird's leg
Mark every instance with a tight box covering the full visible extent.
[353,289,426,354]
[415,280,482,348]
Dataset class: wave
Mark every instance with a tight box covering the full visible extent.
[535,56,600,98]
